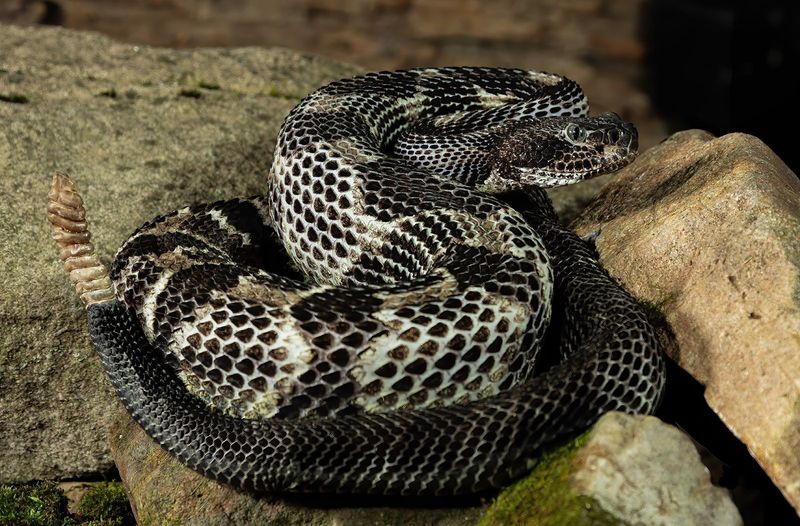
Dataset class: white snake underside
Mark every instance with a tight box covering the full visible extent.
[60,68,665,494]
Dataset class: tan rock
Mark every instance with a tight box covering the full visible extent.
[573,130,800,513]
[0,23,361,483]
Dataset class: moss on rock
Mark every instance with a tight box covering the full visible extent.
[479,433,626,526]
[0,481,134,526]
[0,482,69,526]
[76,483,132,526]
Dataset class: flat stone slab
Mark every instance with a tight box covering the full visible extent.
[0,22,360,483]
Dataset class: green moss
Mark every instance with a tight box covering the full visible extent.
[0,482,69,526]
[0,481,133,526]
[137,509,182,526]
[197,81,220,90]
[98,89,117,99]
[0,92,29,104]
[479,433,627,526]
[76,483,132,526]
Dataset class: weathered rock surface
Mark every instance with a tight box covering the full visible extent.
[572,130,800,514]
[481,412,741,526]
[0,23,361,483]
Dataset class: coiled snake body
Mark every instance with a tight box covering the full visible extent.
[49,68,665,495]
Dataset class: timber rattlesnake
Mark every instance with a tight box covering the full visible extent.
[48,68,665,495]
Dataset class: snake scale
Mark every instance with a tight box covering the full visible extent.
[48,67,665,495]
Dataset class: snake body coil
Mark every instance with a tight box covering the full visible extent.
[49,68,665,495]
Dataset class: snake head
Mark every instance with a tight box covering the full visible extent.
[482,112,638,191]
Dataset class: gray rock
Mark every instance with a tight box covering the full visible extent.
[0,23,361,483]
[481,412,742,526]
[572,413,741,525]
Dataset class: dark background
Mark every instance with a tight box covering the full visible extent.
[643,0,798,173]
[1,0,796,172]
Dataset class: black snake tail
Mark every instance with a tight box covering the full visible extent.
[48,173,665,495]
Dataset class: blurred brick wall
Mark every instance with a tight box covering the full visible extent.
[1,0,667,147]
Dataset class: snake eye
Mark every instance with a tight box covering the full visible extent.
[564,123,587,144]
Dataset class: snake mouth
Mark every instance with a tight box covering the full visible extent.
[520,147,638,188]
